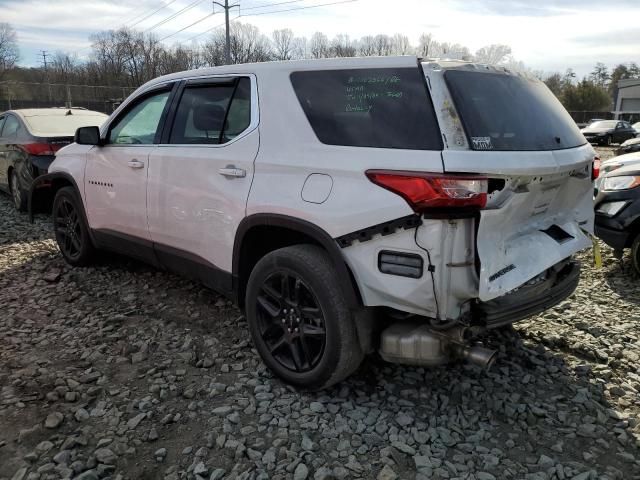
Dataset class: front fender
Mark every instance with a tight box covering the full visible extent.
[28,172,81,222]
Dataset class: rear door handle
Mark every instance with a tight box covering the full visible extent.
[127,159,144,169]
[218,166,246,178]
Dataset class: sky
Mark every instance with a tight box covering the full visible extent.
[1,0,639,77]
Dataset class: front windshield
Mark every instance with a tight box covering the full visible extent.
[589,121,617,129]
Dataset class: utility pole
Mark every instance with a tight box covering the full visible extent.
[213,0,239,65]
[39,50,50,72]
[39,50,52,103]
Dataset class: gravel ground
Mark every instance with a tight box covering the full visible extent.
[1,146,639,480]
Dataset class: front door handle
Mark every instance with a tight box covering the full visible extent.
[127,159,144,169]
[218,166,246,178]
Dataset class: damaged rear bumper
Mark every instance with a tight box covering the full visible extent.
[472,260,580,328]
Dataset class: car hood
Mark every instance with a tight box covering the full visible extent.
[621,137,640,147]
[605,162,640,177]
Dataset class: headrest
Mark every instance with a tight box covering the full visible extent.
[193,104,225,131]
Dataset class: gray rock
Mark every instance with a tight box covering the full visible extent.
[209,469,226,480]
[193,462,208,475]
[75,471,99,480]
[44,412,64,429]
[301,435,317,451]
[294,463,309,480]
[127,413,146,429]
[377,465,398,480]
[94,448,117,464]
[476,473,496,480]
[74,408,90,422]
[212,406,232,416]
[53,450,71,465]
[309,402,325,413]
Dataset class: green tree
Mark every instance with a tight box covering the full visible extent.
[589,62,610,88]
[562,79,611,111]
[544,73,563,97]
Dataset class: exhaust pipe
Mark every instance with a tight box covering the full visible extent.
[379,323,497,370]
[457,345,498,370]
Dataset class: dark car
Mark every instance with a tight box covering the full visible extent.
[616,137,640,156]
[0,108,107,211]
[594,163,640,272]
[581,120,637,146]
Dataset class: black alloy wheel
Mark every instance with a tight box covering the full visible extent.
[256,271,327,373]
[54,196,83,261]
[245,245,363,390]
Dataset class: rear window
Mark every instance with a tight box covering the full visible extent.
[445,70,586,151]
[23,113,107,136]
[290,68,442,150]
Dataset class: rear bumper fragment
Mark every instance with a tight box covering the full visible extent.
[473,261,580,328]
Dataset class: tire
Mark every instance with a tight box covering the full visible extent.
[9,171,27,212]
[52,187,96,267]
[245,244,363,390]
[631,235,640,276]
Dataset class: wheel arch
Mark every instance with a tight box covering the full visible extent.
[29,172,84,222]
[625,214,640,249]
[233,214,362,310]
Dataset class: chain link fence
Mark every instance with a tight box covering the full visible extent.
[0,82,137,114]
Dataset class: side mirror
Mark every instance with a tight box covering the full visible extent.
[75,126,102,146]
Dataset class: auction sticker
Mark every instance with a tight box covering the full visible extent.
[471,137,493,150]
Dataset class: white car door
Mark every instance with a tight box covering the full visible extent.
[85,86,174,255]
[146,75,259,292]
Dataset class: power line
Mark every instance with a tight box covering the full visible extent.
[159,12,218,41]
[239,0,357,18]
[241,0,307,11]
[144,0,209,32]
[184,19,230,42]
[128,0,181,28]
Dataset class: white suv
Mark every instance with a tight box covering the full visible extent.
[31,56,595,390]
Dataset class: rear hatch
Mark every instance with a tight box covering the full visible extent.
[433,65,595,301]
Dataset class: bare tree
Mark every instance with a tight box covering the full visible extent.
[205,22,271,66]
[0,23,19,79]
[331,34,356,57]
[417,33,436,57]
[433,42,471,61]
[309,32,330,59]
[474,44,512,65]
[358,36,376,56]
[272,28,295,61]
[373,34,392,56]
[391,34,411,55]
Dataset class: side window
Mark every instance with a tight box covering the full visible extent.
[108,90,171,145]
[0,116,6,136]
[2,115,20,139]
[290,68,442,150]
[169,77,251,145]
[617,122,624,129]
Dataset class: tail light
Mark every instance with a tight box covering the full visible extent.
[366,170,488,212]
[20,143,64,156]
[592,156,600,181]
